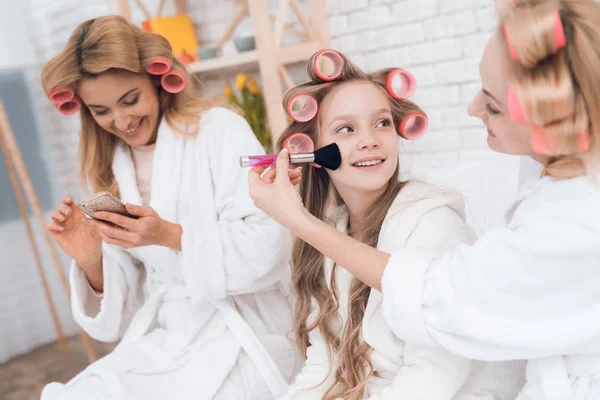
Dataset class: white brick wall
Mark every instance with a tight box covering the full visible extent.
[1,0,523,360]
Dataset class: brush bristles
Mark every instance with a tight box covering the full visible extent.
[313,143,342,170]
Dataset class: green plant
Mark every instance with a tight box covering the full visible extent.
[223,73,272,152]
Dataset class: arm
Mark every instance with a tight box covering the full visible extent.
[368,206,475,400]
[179,108,292,304]
[70,244,146,342]
[248,149,600,363]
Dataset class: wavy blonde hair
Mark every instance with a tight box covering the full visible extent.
[279,51,425,400]
[41,15,218,196]
[499,0,600,179]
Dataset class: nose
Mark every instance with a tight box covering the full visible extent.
[467,91,486,121]
[113,111,133,132]
[358,128,379,150]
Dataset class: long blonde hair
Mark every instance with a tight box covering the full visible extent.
[499,0,600,179]
[278,52,425,400]
[41,15,216,196]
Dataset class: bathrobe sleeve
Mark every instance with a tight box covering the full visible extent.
[381,185,600,361]
[368,206,475,399]
[69,244,146,342]
[280,304,336,400]
[179,107,292,304]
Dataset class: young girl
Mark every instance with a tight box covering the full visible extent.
[41,16,300,400]
[267,50,524,399]
[250,1,600,398]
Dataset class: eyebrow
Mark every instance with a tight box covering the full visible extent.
[87,88,139,108]
[482,88,502,106]
[327,108,391,129]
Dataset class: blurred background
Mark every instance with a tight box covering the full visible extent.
[0,0,530,398]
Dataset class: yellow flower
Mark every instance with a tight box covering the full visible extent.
[236,74,248,91]
[223,84,233,98]
[247,79,261,95]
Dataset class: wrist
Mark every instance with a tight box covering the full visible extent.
[290,208,316,238]
[160,220,182,250]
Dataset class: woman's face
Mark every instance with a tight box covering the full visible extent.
[78,70,161,148]
[467,32,546,162]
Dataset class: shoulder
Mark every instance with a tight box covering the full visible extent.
[199,106,245,127]
[514,174,600,228]
[378,181,475,252]
[196,106,262,152]
[386,180,466,222]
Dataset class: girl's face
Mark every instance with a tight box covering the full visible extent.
[317,81,399,200]
[468,32,546,162]
[78,70,161,148]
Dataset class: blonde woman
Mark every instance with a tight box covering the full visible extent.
[267,50,524,399]
[250,1,600,398]
[41,15,300,400]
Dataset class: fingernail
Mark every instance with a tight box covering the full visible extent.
[296,166,303,171]
[279,148,288,158]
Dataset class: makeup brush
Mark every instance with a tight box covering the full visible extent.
[240,142,342,170]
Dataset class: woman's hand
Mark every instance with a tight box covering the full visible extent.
[248,148,308,233]
[48,196,103,267]
[91,204,182,251]
[48,196,104,291]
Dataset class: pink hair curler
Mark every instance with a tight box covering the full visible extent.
[579,130,590,153]
[532,126,590,154]
[531,125,554,154]
[147,56,172,75]
[286,94,318,123]
[399,112,428,140]
[502,9,565,62]
[313,49,344,82]
[161,69,186,93]
[507,88,525,122]
[56,95,81,116]
[48,87,74,104]
[386,69,417,100]
[284,133,315,154]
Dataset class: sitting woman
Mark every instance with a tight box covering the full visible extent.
[42,15,300,400]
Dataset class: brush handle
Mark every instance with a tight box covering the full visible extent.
[239,153,315,167]
[239,155,278,167]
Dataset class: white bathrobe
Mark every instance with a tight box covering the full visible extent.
[382,174,600,399]
[42,107,301,400]
[282,181,525,400]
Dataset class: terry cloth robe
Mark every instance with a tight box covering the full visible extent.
[282,181,525,400]
[382,173,600,400]
[41,107,301,400]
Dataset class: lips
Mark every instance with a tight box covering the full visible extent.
[351,157,386,168]
[117,117,144,136]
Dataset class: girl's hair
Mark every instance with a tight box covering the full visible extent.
[498,0,600,179]
[41,15,218,196]
[278,51,425,400]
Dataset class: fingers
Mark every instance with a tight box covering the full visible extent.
[288,167,302,180]
[249,165,268,188]
[96,231,134,248]
[291,176,302,186]
[262,167,277,184]
[91,220,139,244]
[63,195,74,206]
[47,221,64,232]
[93,211,137,231]
[51,210,66,223]
[125,203,154,217]
[58,204,72,218]
[275,149,292,186]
